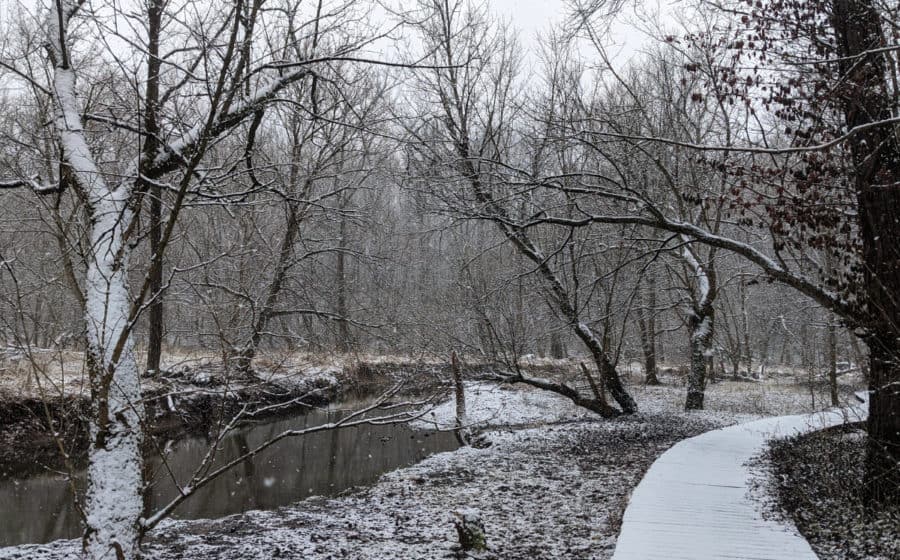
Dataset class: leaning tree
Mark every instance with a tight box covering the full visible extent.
[402,0,637,416]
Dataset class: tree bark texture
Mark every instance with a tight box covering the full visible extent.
[831,0,900,506]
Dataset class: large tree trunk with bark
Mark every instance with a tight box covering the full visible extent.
[865,334,900,505]
[145,188,164,376]
[831,0,900,506]
[685,310,713,410]
[48,7,146,555]
[681,242,716,410]
[143,0,164,378]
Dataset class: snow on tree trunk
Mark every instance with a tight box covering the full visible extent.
[681,241,715,411]
[575,322,638,414]
[49,7,145,557]
[82,195,145,560]
[451,351,468,445]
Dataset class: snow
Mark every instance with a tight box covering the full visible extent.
[680,239,711,307]
[453,508,482,525]
[691,315,712,341]
[411,382,590,430]
[611,398,868,560]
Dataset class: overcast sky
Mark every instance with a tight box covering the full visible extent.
[490,0,567,36]
[489,0,673,67]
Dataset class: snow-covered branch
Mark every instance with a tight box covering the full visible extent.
[0,177,61,194]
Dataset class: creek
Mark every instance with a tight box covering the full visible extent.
[0,399,458,546]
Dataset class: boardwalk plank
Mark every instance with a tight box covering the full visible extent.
[612,401,867,560]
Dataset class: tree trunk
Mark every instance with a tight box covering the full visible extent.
[865,335,900,506]
[637,276,660,385]
[451,351,468,445]
[476,197,636,413]
[47,8,146,554]
[681,242,716,410]
[548,331,566,359]
[233,201,302,376]
[740,280,752,376]
[799,321,817,409]
[827,313,839,406]
[144,0,164,378]
[145,186,163,376]
[576,321,637,413]
[685,310,713,410]
[82,199,145,560]
[848,332,870,379]
[335,195,351,352]
[831,0,900,506]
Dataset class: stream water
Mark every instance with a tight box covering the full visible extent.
[0,400,458,547]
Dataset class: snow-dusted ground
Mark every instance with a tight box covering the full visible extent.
[0,376,863,560]
[763,424,899,560]
[412,382,592,430]
[412,372,838,432]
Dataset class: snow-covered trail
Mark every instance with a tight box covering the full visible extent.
[612,396,868,560]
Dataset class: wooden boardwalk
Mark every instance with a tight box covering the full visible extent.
[612,398,868,560]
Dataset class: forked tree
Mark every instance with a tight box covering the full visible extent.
[0,0,402,556]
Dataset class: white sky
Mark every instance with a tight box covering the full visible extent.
[490,0,567,36]
[489,0,675,67]
[0,0,678,92]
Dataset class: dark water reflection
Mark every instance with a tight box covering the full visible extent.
[0,401,458,546]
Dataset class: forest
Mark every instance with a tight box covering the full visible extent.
[0,0,897,559]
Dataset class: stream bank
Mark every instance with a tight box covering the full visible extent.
[0,377,833,559]
[0,356,570,479]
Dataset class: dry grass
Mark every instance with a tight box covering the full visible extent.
[0,348,88,399]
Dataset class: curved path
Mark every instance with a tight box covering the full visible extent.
[612,396,868,560]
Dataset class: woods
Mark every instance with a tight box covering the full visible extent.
[0,0,897,558]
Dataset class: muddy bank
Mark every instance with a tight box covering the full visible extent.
[0,364,409,479]
[0,358,532,479]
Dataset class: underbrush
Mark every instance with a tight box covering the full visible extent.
[765,426,900,560]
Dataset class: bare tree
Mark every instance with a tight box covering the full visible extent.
[0,0,402,555]
[557,0,900,504]
[402,0,636,415]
